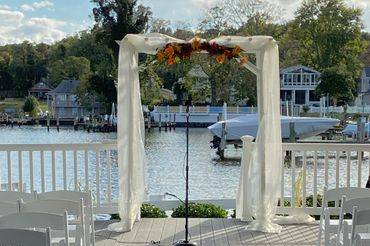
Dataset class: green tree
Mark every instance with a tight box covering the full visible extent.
[288,0,367,102]
[316,66,355,104]
[48,56,91,86]
[91,0,152,58]
[23,96,40,117]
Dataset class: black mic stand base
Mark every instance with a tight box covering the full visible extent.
[173,241,197,246]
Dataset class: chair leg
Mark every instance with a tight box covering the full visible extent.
[318,221,323,246]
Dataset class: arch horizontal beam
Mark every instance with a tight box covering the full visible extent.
[241,60,260,76]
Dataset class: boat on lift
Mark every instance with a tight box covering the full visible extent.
[208,114,340,158]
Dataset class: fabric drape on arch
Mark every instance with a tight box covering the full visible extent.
[111,33,282,233]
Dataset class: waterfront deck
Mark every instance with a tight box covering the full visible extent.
[95,218,319,246]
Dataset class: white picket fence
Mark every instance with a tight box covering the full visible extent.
[0,141,370,215]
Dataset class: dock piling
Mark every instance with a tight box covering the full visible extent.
[56,116,60,132]
[158,114,162,132]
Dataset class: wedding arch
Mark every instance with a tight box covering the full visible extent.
[109,33,282,234]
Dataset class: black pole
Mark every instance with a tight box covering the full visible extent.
[174,99,196,246]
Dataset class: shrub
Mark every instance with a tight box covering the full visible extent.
[110,203,167,220]
[141,203,167,218]
[302,105,310,113]
[23,96,40,117]
[171,203,228,218]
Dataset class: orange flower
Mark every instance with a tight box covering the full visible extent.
[167,57,175,65]
[240,56,249,65]
[232,45,242,56]
[191,38,202,51]
[157,51,165,62]
[216,54,226,64]
[164,45,175,58]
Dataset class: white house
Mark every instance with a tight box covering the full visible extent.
[280,65,321,106]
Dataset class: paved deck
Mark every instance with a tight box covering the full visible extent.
[95,218,319,246]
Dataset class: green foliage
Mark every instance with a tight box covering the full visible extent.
[285,0,367,101]
[0,0,369,107]
[316,66,356,103]
[171,203,228,218]
[110,203,167,220]
[91,0,152,57]
[302,105,310,113]
[48,56,91,87]
[23,96,40,117]
[141,204,167,218]
[140,58,164,106]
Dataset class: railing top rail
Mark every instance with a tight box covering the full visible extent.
[282,142,370,151]
[0,142,117,151]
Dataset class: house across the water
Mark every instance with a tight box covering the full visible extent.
[28,81,52,100]
[280,65,321,106]
[47,79,105,118]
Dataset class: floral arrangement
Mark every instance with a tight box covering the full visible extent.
[156,38,248,65]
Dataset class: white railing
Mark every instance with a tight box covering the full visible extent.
[279,142,370,215]
[153,105,257,114]
[1,141,370,216]
[0,142,118,213]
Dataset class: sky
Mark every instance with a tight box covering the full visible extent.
[1,0,370,45]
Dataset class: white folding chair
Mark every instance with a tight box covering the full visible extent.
[336,196,370,245]
[36,190,95,246]
[0,228,51,246]
[0,212,69,246]
[0,191,34,202]
[318,187,370,246]
[19,199,85,246]
[350,207,370,246]
[0,201,19,217]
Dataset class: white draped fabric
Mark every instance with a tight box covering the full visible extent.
[112,33,282,233]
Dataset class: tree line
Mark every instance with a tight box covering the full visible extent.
[0,0,368,108]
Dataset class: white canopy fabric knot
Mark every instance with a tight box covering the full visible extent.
[111,33,282,233]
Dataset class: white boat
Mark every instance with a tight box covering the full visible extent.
[208,114,340,141]
[342,123,370,137]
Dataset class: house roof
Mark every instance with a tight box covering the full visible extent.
[48,79,80,94]
[280,65,320,75]
[29,82,52,92]
[363,67,370,77]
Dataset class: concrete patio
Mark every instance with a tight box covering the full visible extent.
[95,218,319,246]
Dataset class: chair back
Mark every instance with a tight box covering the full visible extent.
[19,199,82,216]
[0,212,68,231]
[351,207,370,245]
[341,196,370,214]
[0,201,19,216]
[36,190,93,246]
[0,228,51,246]
[323,187,370,208]
[0,191,34,203]
[36,190,92,206]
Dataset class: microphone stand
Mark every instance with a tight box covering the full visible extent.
[174,101,196,246]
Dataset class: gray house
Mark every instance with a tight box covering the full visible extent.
[280,65,321,106]
[47,79,105,118]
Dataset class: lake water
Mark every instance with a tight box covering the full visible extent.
[0,126,242,200]
[1,126,370,202]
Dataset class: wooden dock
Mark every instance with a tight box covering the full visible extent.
[95,218,319,246]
